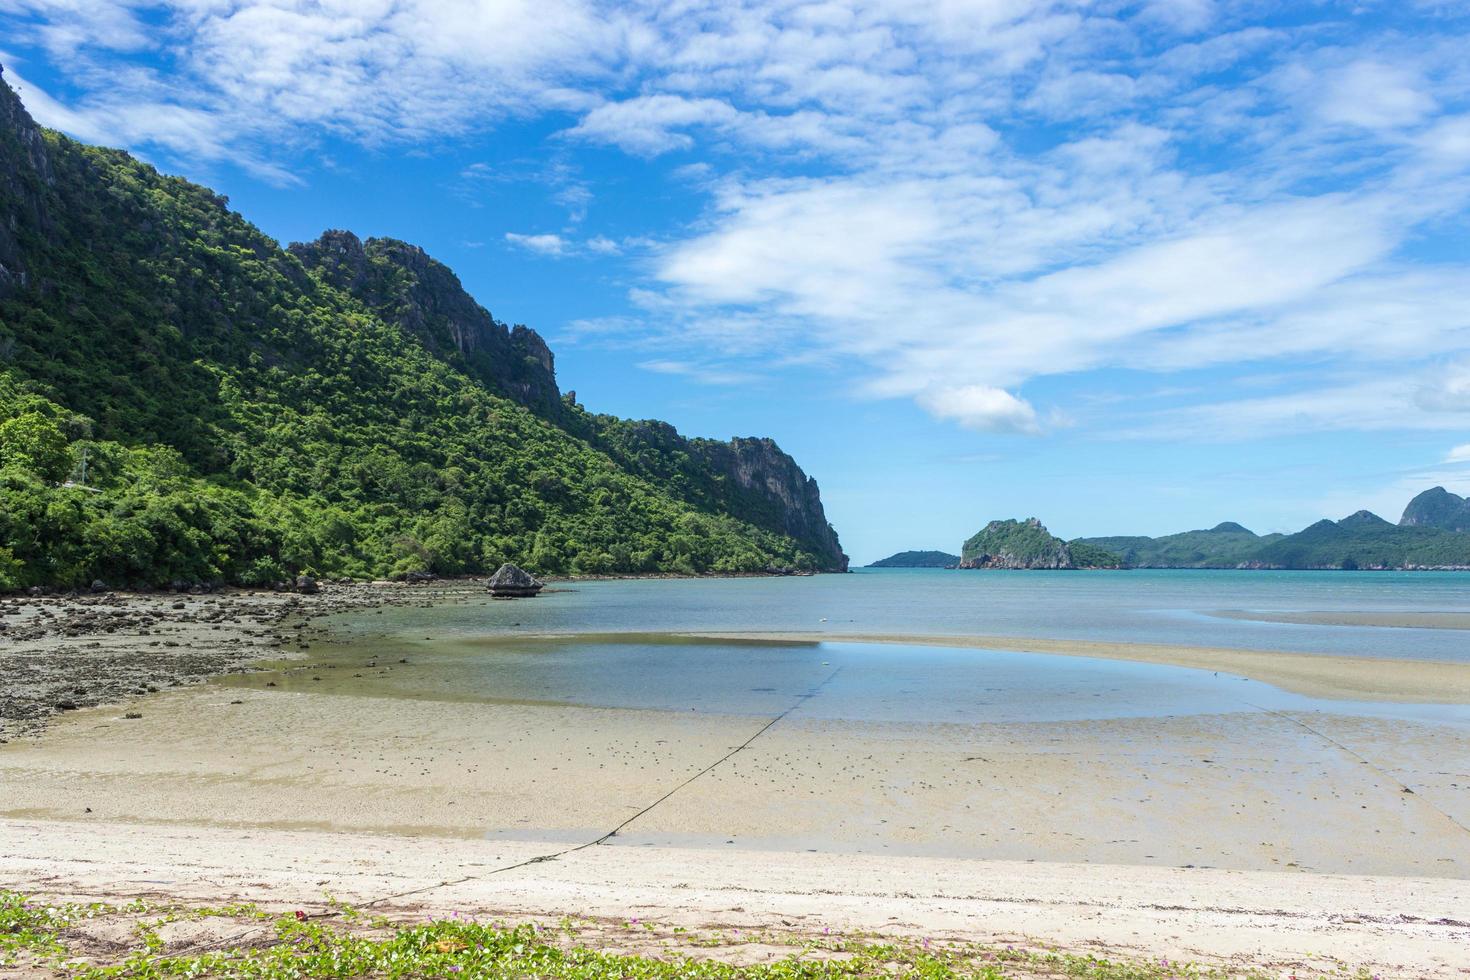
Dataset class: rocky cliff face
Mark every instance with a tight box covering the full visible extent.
[1400,487,1470,532]
[0,65,55,295]
[290,231,561,414]
[694,436,847,571]
[567,413,847,571]
[290,230,848,572]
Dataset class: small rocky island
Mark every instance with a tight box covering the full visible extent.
[867,550,960,568]
[488,563,545,598]
[960,518,1122,570]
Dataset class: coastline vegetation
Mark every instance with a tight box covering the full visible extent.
[0,892,1372,980]
[0,73,844,592]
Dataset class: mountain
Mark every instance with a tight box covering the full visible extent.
[867,550,959,568]
[959,518,1121,570]
[0,67,845,590]
[1076,522,1284,569]
[1400,487,1470,532]
[1079,503,1470,570]
[1249,510,1470,570]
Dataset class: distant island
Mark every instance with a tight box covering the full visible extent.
[934,487,1470,572]
[960,519,1122,570]
[867,550,959,568]
[1076,488,1470,569]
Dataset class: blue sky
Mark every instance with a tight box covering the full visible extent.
[3,0,1470,562]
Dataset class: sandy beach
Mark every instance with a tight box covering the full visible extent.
[3,581,1469,978]
[4,817,1470,979]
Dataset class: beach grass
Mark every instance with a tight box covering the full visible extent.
[2,891,1374,980]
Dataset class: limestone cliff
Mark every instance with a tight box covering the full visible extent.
[0,65,54,294]
[566,413,847,571]
[1400,487,1470,532]
[290,231,561,415]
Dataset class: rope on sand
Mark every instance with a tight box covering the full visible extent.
[355,665,846,910]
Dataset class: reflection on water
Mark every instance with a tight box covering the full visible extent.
[222,635,1469,728]
[317,569,1470,664]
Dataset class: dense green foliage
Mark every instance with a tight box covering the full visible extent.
[866,550,959,568]
[1065,540,1126,570]
[1075,523,1284,569]
[1250,511,1470,570]
[0,75,844,591]
[959,518,1120,570]
[1077,511,1470,570]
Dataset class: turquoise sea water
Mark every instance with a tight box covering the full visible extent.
[326,568,1470,663]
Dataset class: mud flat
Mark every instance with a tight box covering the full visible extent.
[0,581,486,739]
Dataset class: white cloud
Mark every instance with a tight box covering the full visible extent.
[637,358,761,386]
[1123,373,1470,442]
[1315,61,1437,131]
[916,385,1041,435]
[504,232,567,256]
[586,235,621,254]
[1446,443,1470,464]
[569,95,739,155]
[8,1,1470,442]
[1415,360,1470,412]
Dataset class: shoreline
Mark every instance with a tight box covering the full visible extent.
[5,582,1470,975]
[0,581,485,740]
[8,581,1470,741]
[674,629,1470,704]
[3,817,1468,979]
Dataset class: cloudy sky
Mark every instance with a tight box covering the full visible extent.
[3,0,1469,560]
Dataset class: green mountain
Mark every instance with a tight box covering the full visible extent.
[1076,522,1285,569]
[1078,504,1470,570]
[866,550,959,568]
[959,518,1121,570]
[0,68,846,591]
[1249,510,1470,570]
[1400,486,1470,532]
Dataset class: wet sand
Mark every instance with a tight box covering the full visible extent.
[1211,609,1470,630]
[2,674,1467,877]
[681,630,1470,703]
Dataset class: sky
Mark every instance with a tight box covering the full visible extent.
[2,0,1470,563]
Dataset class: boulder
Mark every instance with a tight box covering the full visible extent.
[294,575,319,595]
[487,563,544,598]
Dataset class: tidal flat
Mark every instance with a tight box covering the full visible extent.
[3,572,1469,977]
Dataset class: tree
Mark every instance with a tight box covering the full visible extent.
[0,412,71,482]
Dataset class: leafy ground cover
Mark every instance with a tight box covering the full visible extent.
[1,892,1376,980]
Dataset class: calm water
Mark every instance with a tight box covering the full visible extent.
[219,567,1470,726]
[225,633,1469,729]
[323,568,1470,663]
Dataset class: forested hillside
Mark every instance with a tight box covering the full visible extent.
[0,68,846,590]
[1075,507,1470,570]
